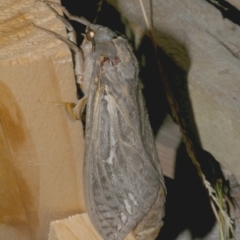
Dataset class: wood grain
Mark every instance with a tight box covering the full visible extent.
[0,0,85,239]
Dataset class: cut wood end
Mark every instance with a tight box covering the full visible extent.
[48,213,136,240]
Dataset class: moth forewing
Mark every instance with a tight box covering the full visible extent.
[36,2,166,240]
[82,32,166,239]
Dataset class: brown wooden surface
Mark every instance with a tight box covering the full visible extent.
[0,0,85,239]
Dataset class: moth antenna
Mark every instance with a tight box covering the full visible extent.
[42,0,93,28]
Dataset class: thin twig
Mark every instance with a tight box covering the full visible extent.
[138,0,235,239]
[139,0,151,29]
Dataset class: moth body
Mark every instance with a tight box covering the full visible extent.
[35,2,166,239]
[82,25,166,240]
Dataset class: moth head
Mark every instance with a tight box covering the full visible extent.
[86,25,117,43]
[86,29,95,41]
[86,28,96,51]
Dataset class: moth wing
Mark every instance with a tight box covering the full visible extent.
[83,36,165,240]
[84,85,163,240]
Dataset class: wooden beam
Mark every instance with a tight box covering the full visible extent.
[0,1,85,239]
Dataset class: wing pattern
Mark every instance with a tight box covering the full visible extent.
[83,36,165,240]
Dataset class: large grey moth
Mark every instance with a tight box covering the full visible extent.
[34,1,166,239]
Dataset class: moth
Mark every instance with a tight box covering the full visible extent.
[35,1,166,239]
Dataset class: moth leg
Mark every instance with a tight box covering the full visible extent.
[43,2,85,86]
[43,2,77,45]
[40,100,85,120]
[32,22,84,87]
[33,3,87,120]
[64,97,87,120]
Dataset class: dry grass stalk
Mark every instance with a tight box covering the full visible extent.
[138,0,235,239]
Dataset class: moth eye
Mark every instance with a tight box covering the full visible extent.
[86,29,95,41]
